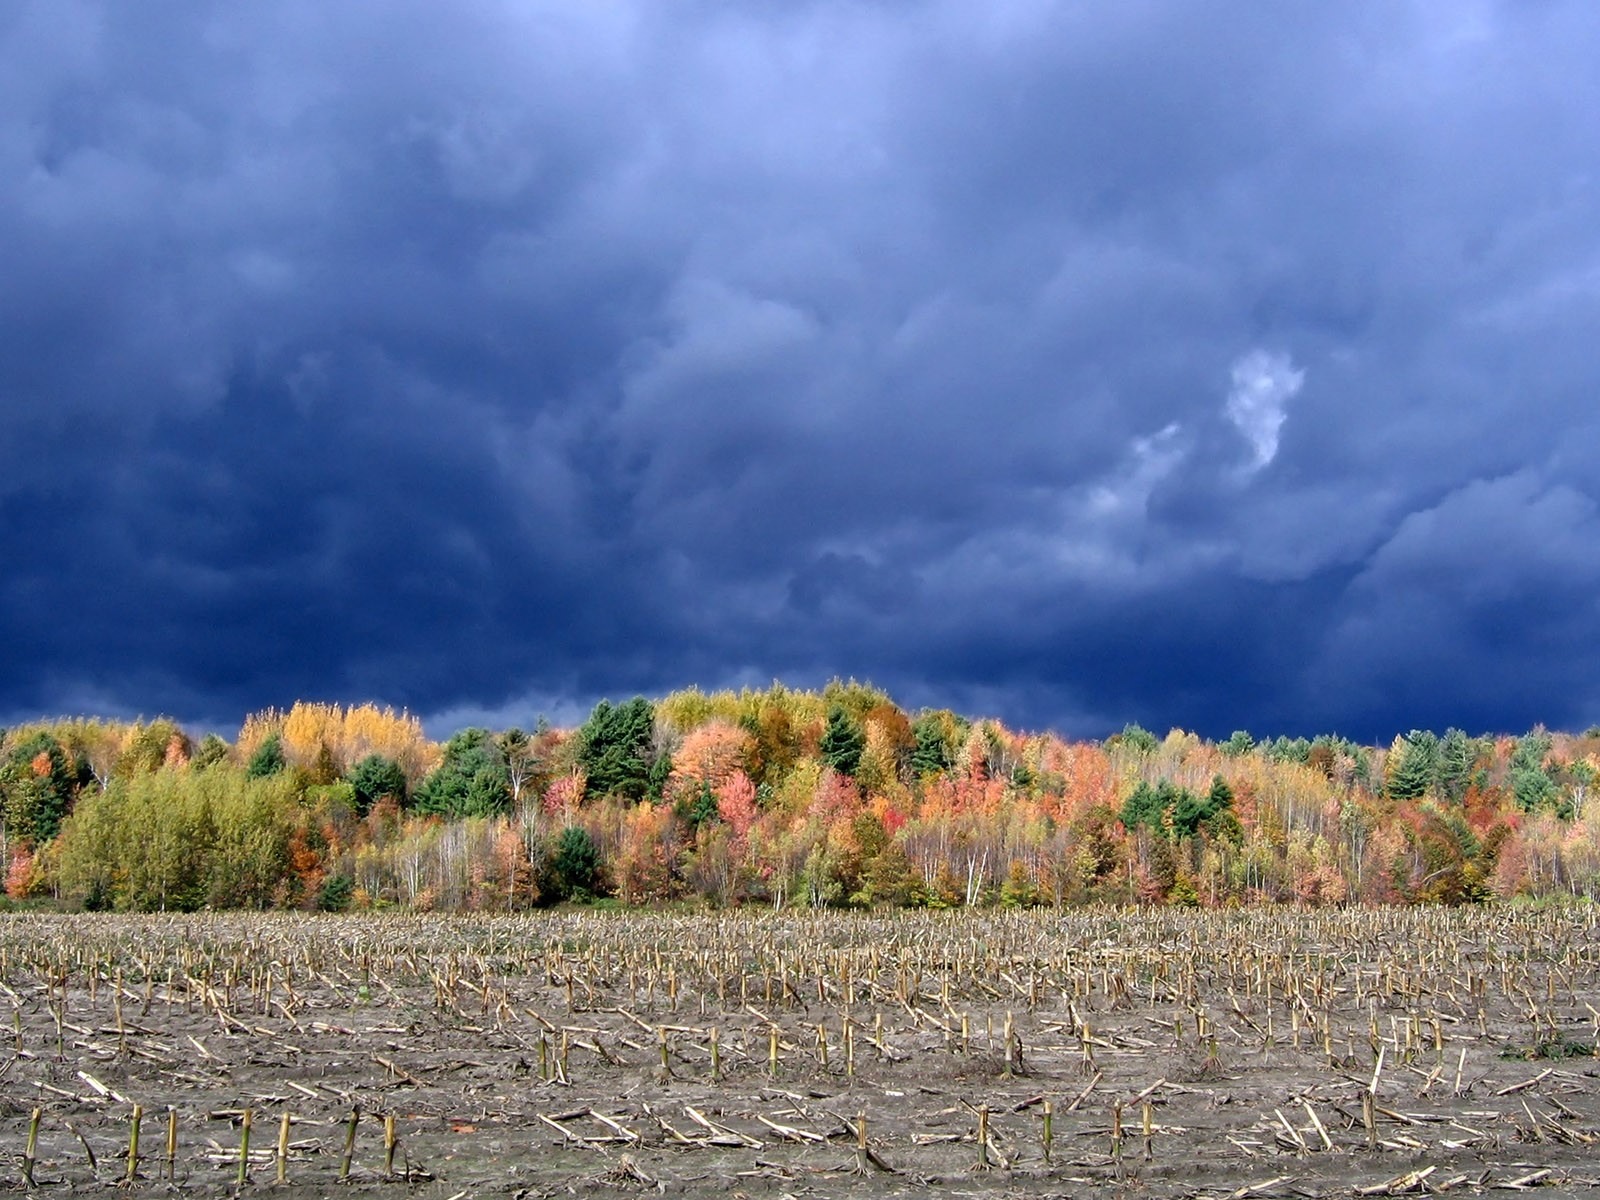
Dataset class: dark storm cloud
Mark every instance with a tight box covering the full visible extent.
[4,1,1600,742]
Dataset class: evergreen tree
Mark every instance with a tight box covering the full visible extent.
[1122,776,1231,841]
[1507,729,1561,815]
[1435,728,1476,803]
[1264,735,1311,764]
[1386,731,1437,801]
[191,734,230,770]
[1111,723,1159,754]
[910,715,954,777]
[1351,747,1375,791]
[576,698,655,801]
[316,874,354,912]
[246,733,286,779]
[1222,730,1255,757]
[310,742,340,786]
[413,729,510,817]
[676,781,719,830]
[1120,780,1176,833]
[1510,731,1559,814]
[647,752,672,803]
[348,754,408,814]
[1512,727,1553,771]
[819,705,865,776]
[1188,775,1236,837]
[550,825,602,899]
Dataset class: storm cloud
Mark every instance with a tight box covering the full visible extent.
[3,1,1600,742]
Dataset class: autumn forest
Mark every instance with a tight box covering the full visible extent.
[1,682,1596,913]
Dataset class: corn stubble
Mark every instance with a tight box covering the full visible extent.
[0,905,1595,1194]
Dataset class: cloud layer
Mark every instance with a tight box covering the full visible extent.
[4,1,1600,742]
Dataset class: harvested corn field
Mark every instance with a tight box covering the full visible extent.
[1,906,1598,1197]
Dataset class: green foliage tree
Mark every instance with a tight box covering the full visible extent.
[56,764,296,912]
[1509,728,1562,815]
[348,754,407,814]
[246,733,287,779]
[819,705,865,776]
[413,729,510,818]
[119,771,214,910]
[910,714,955,777]
[192,733,230,770]
[1435,728,1477,803]
[999,860,1040,908]
[56,777,121,910]
[1120,780,1171,833]
[1110,723,1159,754]
[550,824,602,900]
[1263,735,1311,764]
[675,781,719,830]
[1386,731,1438,801]
[206,771,294,907]
[317,874,354,911]
[1222,730,1255,757]
[857,842,918,906]
[2,731,76,843]
[576,698,655,801]
[1121,775,1232,841]
[1168,874,1201,907]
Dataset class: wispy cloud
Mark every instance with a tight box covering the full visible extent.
[1088,422,1185,518]
[1226,350,1304,472]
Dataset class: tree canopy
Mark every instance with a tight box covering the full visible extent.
[412,729,510,818]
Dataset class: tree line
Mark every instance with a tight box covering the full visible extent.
[3,685,1599,912]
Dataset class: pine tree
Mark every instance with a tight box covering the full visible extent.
[819,706,865,776]
[245,733,286,779]
[551,825,602,900]
[577,698,656,801]
[1222,730,1255,757]
[1435,729,1476,804]
[413,729,510,817]
[1385,731,1437,801]
[192,734,230,770]
[348,754,408,814]
[910,715,954,777]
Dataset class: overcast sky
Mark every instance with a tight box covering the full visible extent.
[4,1,1599,743]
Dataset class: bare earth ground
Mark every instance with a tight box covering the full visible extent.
[0,906,1597,1198]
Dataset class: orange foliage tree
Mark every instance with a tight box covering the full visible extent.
[665,720,753,805]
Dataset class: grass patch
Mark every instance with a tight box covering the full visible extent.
[1502,1037,1597,1060]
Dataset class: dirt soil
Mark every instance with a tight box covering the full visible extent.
[0,906,1597,1198]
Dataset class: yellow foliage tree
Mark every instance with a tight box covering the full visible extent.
[238,703,440,783]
